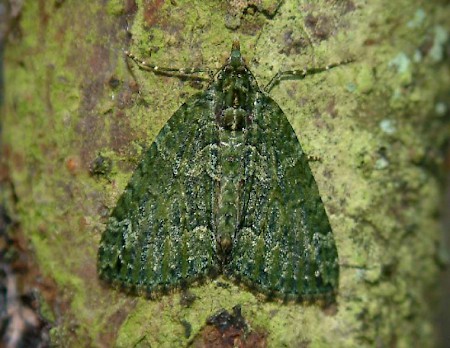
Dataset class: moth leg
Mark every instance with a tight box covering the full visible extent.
[264,58,354,92]
[307,154,321,162]
[125,51,213,81]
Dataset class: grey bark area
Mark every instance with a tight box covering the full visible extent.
[2,0,450,347]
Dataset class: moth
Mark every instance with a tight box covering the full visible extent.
[98,40,344,301]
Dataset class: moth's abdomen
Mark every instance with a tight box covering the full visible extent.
[215,139,244,262]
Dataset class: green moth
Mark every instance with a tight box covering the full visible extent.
[98,41,342,301]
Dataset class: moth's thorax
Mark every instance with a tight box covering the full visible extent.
[213,47,259,132]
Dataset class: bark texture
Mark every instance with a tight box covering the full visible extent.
[2,0,450,347]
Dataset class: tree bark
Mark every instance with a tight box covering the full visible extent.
[2,0,450,346]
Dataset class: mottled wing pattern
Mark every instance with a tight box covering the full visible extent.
[98,92,220,293]
[227,92,339,299]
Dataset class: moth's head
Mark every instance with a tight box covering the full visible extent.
[229,40,245,69]
[212,41,260,132]
[216,40,254,87]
